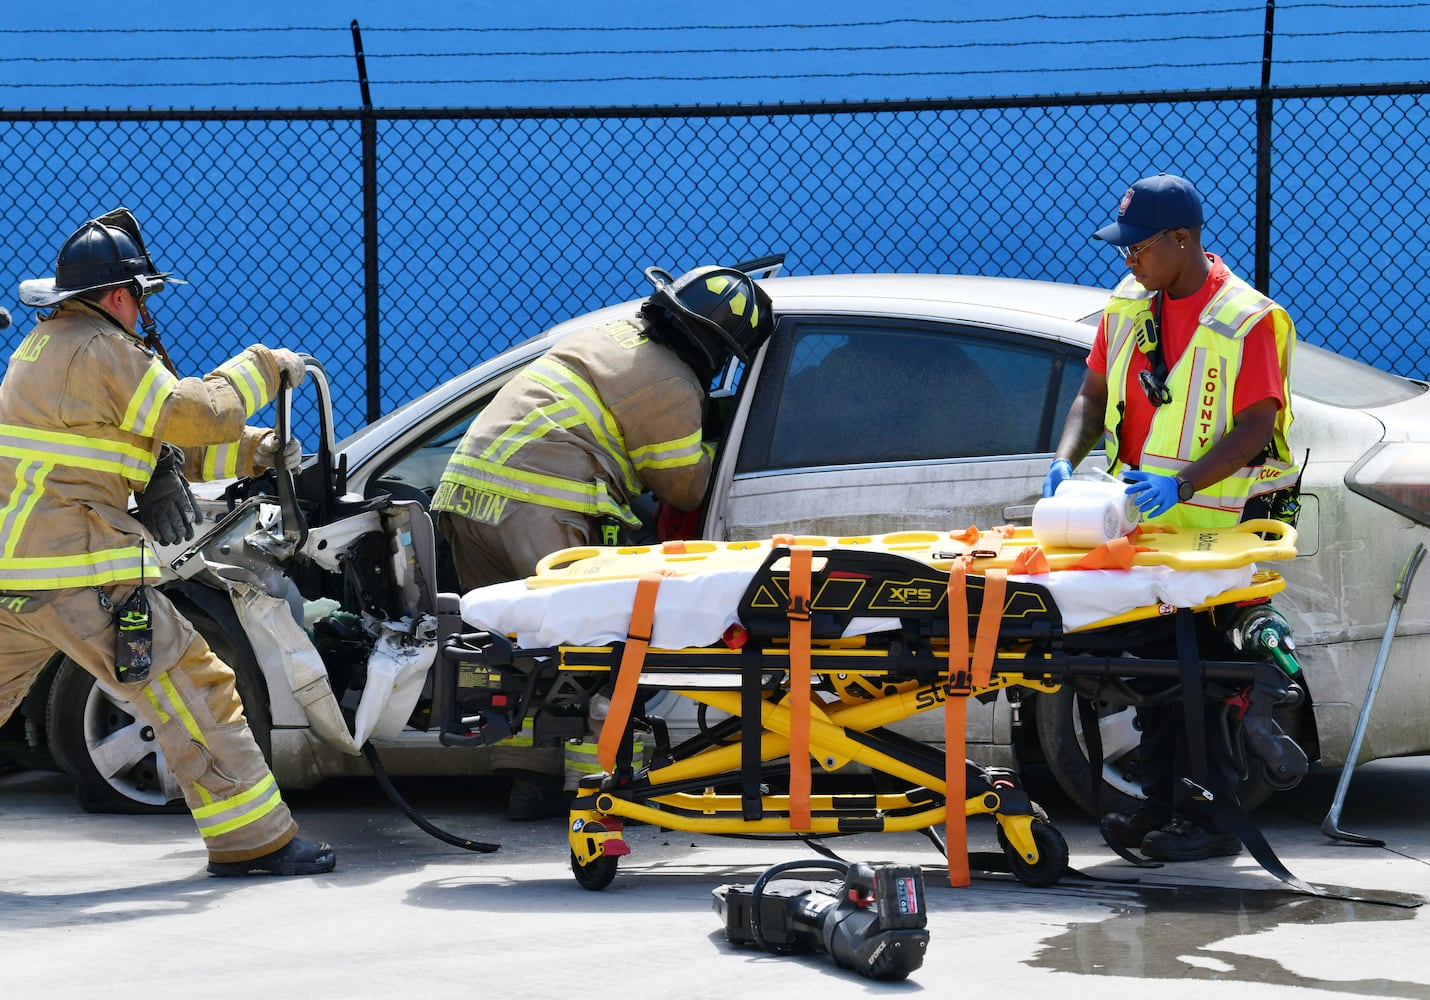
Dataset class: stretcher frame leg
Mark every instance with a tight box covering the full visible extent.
[565,675,1070,890]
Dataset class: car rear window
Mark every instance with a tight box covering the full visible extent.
[1294,342,1427,408]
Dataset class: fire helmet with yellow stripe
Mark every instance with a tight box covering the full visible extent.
[641,264,774,375]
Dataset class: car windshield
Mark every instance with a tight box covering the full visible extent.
[1294,342,1427,408]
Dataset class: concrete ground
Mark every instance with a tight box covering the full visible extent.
[3,758,1430,999]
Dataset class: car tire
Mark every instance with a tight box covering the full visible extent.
[1033,685,1285,819]
[46,606,271,815]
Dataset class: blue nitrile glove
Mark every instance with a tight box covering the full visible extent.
[1042,459,1073,498]
[1123,470,1180,518]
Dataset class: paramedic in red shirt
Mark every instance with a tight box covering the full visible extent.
[1041,172,1300,863]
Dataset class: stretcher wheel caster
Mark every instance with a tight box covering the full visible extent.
[571,823,620,891]
[996,820,1068,888]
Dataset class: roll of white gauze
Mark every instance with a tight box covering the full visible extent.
[1031,481,1142,549]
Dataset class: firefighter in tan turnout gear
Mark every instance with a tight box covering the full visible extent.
[0,208,335,876]
[434,264,775,818]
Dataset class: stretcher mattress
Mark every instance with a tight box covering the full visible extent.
[459,521,1295,649]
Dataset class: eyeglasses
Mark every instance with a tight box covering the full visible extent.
[1113,229,1171,264]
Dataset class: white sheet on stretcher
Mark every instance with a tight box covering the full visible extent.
[459,564,1254,650]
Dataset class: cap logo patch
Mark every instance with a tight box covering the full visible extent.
[1118,187,1135,217]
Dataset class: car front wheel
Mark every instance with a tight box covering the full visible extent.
[1033,685,1282,819]
[45,607,271,814]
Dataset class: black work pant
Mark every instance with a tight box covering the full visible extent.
[1136,697,1241,834]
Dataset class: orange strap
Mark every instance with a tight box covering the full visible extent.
[970,523,1017,560]
[1009,545,1049,576]
[944,556,972,887]
[787,546,814,830]
[1069,535,1151,571]
[944,697,970,888]
[970,568,1006,690]
[597,571,665,772]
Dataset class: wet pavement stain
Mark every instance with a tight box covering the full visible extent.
[1027,881,1429,997]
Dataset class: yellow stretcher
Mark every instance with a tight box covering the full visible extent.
[436,521,1299,891]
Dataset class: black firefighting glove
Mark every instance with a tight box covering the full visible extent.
[135,444,202,545]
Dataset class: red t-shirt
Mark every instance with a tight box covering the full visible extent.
[1088,255,1286,467]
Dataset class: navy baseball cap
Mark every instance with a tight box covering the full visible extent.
[1092,173,1205,246]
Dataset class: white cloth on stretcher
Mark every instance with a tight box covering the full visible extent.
[459,564,1255,651]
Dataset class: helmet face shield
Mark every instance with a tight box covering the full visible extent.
[643,265,775,372]
[18,206,182,308]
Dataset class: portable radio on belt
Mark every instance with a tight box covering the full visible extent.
[97,541,154,683]
[598,516,624,547]
[113,585,154,683]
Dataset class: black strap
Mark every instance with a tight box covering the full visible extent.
[740,641,764,821]
[1148,293,1168,382]
[1082,691,1162,868]
[1173,609,1417,907]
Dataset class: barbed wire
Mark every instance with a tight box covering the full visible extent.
[11,27,1430,66]
[5,55,1429,90]
[2,3,1427,35]
[0,4,1425,95]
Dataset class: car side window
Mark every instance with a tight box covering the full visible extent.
[369,405,484,503]
[738,320,1080,472]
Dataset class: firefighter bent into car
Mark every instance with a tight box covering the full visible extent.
[434,264,775,819]
[0,207,334,876]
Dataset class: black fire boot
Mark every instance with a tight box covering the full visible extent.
[208,837,338,877]
[507,773,572,821]
[1100,810,1169,850]
[1140,818,1241,862]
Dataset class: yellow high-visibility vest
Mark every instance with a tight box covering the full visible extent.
[1102,273,1299,529]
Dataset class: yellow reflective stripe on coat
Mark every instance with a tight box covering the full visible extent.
[629,427,704,472]
[0,423,155,484]
[440,457,639,524]
[191,772,285,839]
[201,441,242,480]
[119,361,178,438]
[512,357,640,492]
[215,353,274,417]
[0,460,48,559]
[0,545,158,588]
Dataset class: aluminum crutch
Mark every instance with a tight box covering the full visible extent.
[1321,541,1426,845]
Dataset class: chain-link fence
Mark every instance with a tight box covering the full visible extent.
[2,83,1427,438]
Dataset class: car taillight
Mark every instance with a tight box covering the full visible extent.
[1346,442,1430,526]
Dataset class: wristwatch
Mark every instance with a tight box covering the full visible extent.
[1175,475,1195,502]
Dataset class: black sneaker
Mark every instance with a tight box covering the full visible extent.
[1140,818,1242,862]
[207,837,337,877]
[507,773,571,821]
[1100,810,1168,850]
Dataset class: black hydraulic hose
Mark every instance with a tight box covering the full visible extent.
[361,741,500,853]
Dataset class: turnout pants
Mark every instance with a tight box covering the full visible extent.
[439,501,593,778]
[0,584,298,863]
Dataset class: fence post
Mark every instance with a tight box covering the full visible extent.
[352,20,382,423]
[1255,0,1275,294]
